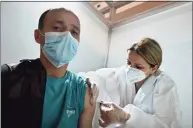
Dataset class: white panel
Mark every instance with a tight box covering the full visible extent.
[108,3,192,128]
[1,2,109,73]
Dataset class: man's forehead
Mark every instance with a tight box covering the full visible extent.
[44,10,80,27]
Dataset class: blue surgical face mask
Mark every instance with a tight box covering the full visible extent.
[41,31,79,68]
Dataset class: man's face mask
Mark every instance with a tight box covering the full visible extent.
[41,31,79,68]
[126,66,151,84]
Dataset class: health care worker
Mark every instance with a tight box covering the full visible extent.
[86,38,182,128]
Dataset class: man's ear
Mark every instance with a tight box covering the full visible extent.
[34,29,42,44]
[151,65,158,74]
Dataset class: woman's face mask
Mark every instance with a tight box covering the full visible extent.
[126,51,154,84]
[126,66,151,84]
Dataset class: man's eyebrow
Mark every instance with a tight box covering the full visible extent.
[53,20,64,25]
[52,21,80,32]
[71,24,80,33]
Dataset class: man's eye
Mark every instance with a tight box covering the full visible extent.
[71,30,78,36]
[53,26,60,30]
[127,60,131,65]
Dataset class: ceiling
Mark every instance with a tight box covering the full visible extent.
[83,1,187,28]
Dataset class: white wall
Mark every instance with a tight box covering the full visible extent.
[108,3,192,128]
[1,2,109,73]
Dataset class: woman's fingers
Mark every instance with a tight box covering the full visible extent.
[98,118,108,128]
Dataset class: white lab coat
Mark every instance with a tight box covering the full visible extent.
[78,66,182,128]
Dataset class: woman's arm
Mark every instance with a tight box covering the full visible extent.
[99,76,182,128]
[122,79,182,128]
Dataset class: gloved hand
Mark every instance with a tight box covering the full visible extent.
[85,78,99,105]
[99,101,130,127]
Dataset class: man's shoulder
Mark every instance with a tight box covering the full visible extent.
[17,58,42,69]
[1,58,43,81]
[67,71,88,111]
[68,71,87,88]
[2,58,40,69]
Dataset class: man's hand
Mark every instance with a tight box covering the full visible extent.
[85,78,99,105]
[99,101,130,127]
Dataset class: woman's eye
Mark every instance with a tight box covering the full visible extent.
[136,66,142,69]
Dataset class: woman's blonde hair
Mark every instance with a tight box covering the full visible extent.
[128,37,162,68]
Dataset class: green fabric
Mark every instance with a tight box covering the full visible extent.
[42,71,87,128]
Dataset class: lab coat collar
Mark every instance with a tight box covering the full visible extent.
[133,73,159,106]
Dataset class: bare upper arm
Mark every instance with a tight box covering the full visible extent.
[78,87,96,128]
